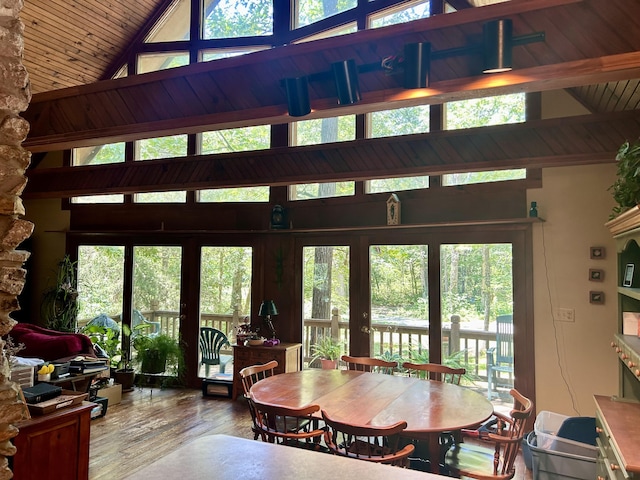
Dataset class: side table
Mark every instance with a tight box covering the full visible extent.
[232,342,302,400]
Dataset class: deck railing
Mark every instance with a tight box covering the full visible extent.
[80,307,500,381]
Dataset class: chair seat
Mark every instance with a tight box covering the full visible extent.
[446,442,510,478]
[445,442,516,480]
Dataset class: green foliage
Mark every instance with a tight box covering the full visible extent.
[132,330,183,378]
[609,139,640,218]
[297,0,357,27]
[446,94,526,129]
[406,346,477,383]
[77,246,125,321]
[310,336,344,362]
[41,255,79,332]
[133,246,182,312]
[201,125,270,155]
[369,1,429,28]
[203,0,272,39]
[138,134,187,160]
[83,323,131,368]
[370,106,430,139]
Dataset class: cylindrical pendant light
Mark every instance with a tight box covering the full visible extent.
[403,42,431,89]
[483,19,513,73]
[284,76,311,117]
[331,59,361,105]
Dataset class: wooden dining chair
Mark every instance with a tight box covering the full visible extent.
[239,361,278,440]
[444,388,534,480]
[321,409,415,466]
[402,362,466,384]
[341,355,397,374]
[250,397,327,451]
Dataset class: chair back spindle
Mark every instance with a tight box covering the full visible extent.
[341,355,397,374]
[402,362,465,384]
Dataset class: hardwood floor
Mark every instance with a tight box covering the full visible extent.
[88,387,533,479]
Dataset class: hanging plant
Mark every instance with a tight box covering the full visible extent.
[609,138,640,219]
[40,255,79,332]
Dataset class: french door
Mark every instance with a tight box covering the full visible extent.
[365,229,531,405]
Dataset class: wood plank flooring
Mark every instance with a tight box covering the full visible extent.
[88,387,532,479]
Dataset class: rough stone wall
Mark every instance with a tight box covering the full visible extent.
[0,0,35,478]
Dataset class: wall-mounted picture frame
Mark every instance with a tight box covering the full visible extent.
[590,246,606,259]
[589,269,604,282]
[589,291,605,304]
[623,263,635,287]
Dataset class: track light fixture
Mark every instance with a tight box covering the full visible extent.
[403,42,431,89]
[482,19,513,73]
[284,76,311,117]
[280,18,542,111]
[331,59,361,105]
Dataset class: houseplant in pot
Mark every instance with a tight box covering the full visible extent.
[609,138,640,219]
[111,324,135,391]
[132,326,184,384]
[82,316,124,375]
[310,335,343,369]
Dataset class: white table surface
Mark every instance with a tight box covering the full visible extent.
[124,434,440,479]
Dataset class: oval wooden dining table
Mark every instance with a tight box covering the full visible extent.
[250,369,494,474]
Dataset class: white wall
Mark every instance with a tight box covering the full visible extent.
[528,89,619,416]
[529,164,618,416]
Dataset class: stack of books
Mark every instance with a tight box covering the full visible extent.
[69,358,108,375]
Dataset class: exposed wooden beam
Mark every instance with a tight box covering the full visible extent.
[25,0,616,152]
[22,51,640,153]
[24,110,637,199]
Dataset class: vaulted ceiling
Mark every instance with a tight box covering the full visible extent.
[19,0,640,198]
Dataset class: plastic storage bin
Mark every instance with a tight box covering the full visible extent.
[527,431,597,480]
[534,411,597,457]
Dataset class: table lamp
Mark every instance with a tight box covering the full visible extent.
[258,300,278,340]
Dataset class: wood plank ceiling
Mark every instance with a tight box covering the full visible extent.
[21,0,167,95]
[19,0,640,198]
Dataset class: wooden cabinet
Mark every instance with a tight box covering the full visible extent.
[598,208,640,479]
[12,402,93,480]
[595,395,640,479]
[232,342,302,400]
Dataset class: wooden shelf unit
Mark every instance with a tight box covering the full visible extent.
[598,209,640,479]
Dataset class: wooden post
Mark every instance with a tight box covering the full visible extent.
[449,315,460,356]
[331,307,339,339]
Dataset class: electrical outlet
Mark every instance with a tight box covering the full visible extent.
[557,307,575,322]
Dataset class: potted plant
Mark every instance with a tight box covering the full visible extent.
[114,348,136,392]
[609,138,640,219]
[132,327,183,379]
[40,255,79,332]
[82,321,125,375]
[310,335,343,370]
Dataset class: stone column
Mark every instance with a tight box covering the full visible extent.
[0,0,35,478]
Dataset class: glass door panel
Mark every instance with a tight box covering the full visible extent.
[77,245,125,325]
[440,243,514,404]
[77,245,125,366]
[302,245,349,368]
[132,246,182,371]
[369,244,429,366]
[199,246,252,378]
